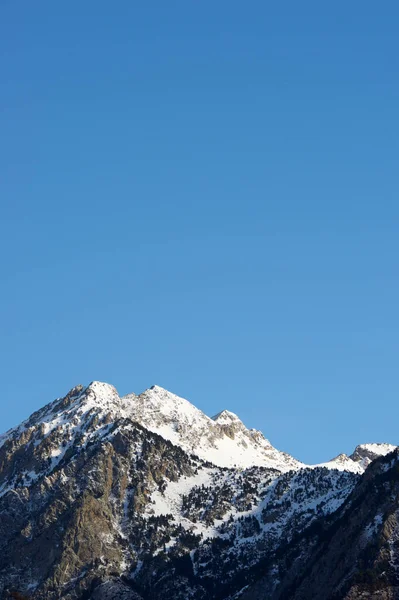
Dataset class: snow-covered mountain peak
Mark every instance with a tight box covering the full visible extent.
[86,380,120,397]
[312,442,398,474]
[319,453,364,474]
[352,442,397,456]
[8,381,395,477]
[0,382,303,472]
[120,385,301,470]
[84,380,122,407]
[211,409,272,447]
[149,384,169,393]
[72,381,133,418]
[212,409,242,425]
[350,442,397,470]
[123,385,213,434]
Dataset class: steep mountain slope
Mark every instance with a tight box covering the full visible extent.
[0,381,397,599]
[264,449,399,600]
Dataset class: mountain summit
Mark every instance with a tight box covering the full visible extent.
[123,384,302,471]
[0,381,397,600]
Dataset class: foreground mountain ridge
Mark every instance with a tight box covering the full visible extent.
[0,381,398,599]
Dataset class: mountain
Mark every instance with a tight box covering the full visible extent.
[313,443,396,475]
[0,381,397,599]
[247,449,399,600]
[123,385,302,471]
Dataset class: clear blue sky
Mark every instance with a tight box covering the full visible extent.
[1,1,398,464]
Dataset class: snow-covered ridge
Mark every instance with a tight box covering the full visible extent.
[314,453,365,474]
[123,385,302,471]
[0,381,396,476]
[0,381,301,473]
[311,443,398,474]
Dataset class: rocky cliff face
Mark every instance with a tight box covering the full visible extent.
[264,450,399,600]
[0,382,397,599]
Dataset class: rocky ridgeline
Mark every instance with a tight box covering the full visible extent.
[0,382,397,599]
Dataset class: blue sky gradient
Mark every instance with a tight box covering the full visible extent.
[1,1,398,463]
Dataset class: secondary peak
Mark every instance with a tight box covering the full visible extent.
[212,409,242,425]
